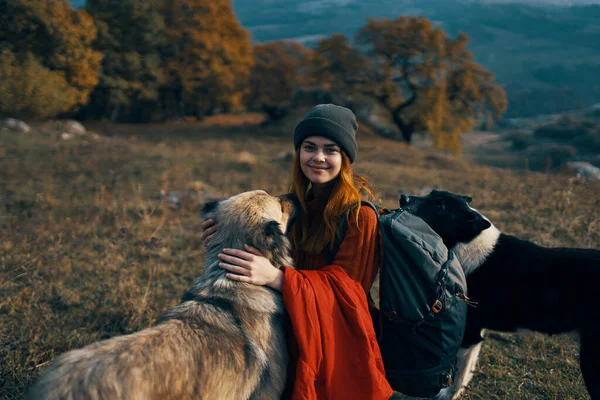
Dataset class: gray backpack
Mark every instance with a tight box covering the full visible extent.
[326,201,469,397]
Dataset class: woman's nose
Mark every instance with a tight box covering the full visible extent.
[313,151,326,162]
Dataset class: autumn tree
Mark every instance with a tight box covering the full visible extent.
[1,0,102,116]
[83,0,167,122]
[308,33,380,119]
[0,49,78,119]
[358,17,507,150]
[162,0,254,118]
[315,17,507,152]
[246,41,313,121]
[311,34,370,105]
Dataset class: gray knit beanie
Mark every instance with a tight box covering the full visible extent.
[293,104,358,163]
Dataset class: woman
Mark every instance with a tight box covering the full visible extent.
[202,104,393,400]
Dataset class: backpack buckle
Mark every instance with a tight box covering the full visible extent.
[431,300,443,314]
[441,371,453,387]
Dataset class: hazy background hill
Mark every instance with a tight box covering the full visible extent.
[231,0,600,118]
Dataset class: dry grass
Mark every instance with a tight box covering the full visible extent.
[1,116,599,399]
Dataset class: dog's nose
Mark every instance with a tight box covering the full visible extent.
[399,194,410,207]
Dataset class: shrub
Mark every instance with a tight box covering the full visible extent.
[534,117,600,153]
[534,117,597,140]
[0,50,79,120]
[505,130,535,150]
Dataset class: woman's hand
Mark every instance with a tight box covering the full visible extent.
[218,245,284,291]
[200,219,217,248]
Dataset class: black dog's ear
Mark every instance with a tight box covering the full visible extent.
[201,200,220,218]
[399,194,410,207]
[460,195,473,204]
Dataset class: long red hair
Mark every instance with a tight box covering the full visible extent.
[289,149,374,255]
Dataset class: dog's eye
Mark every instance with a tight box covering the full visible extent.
[436,201,445,211]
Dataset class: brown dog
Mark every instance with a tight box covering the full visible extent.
[28,190,298,400]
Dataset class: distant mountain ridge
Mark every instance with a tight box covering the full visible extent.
[232,0,600,117]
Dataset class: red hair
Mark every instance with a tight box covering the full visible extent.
[289,149,374,255]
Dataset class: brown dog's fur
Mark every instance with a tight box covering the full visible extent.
[27,190,298,400]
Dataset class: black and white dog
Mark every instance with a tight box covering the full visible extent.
[398,190,600,400]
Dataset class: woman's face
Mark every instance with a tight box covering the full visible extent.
[299,136,343,187]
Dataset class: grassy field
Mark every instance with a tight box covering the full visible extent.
[1,114,599,399]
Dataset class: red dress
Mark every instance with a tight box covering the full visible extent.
[281,201,392,400]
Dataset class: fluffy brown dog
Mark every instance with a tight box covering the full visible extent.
[28,190,298,400]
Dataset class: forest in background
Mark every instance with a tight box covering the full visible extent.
[2,0,510,153]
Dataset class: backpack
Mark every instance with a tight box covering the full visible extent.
[325,201,469,398]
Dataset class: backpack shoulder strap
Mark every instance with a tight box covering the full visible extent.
[324,201,382,265]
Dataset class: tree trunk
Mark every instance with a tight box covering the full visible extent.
[359,115,395,139]
[391,112,414,143]
[110,103,120,122]
[368,93,416,143]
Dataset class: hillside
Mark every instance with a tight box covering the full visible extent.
[1,114,599,398]
[404,104,600,176]
[232,0,600,118]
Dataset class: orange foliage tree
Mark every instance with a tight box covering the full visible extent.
[309,33,379,117]
[358,17,507,151]
[315,17,507,152]
[1,0,102,116]
[163,0,254,118]
[246,41,313,121]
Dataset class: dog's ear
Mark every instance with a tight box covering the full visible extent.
[201,200,220,218]
[260,220,289,266]
[399,194,410,207]
[264,220,283,238]
[460,195,473,204]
